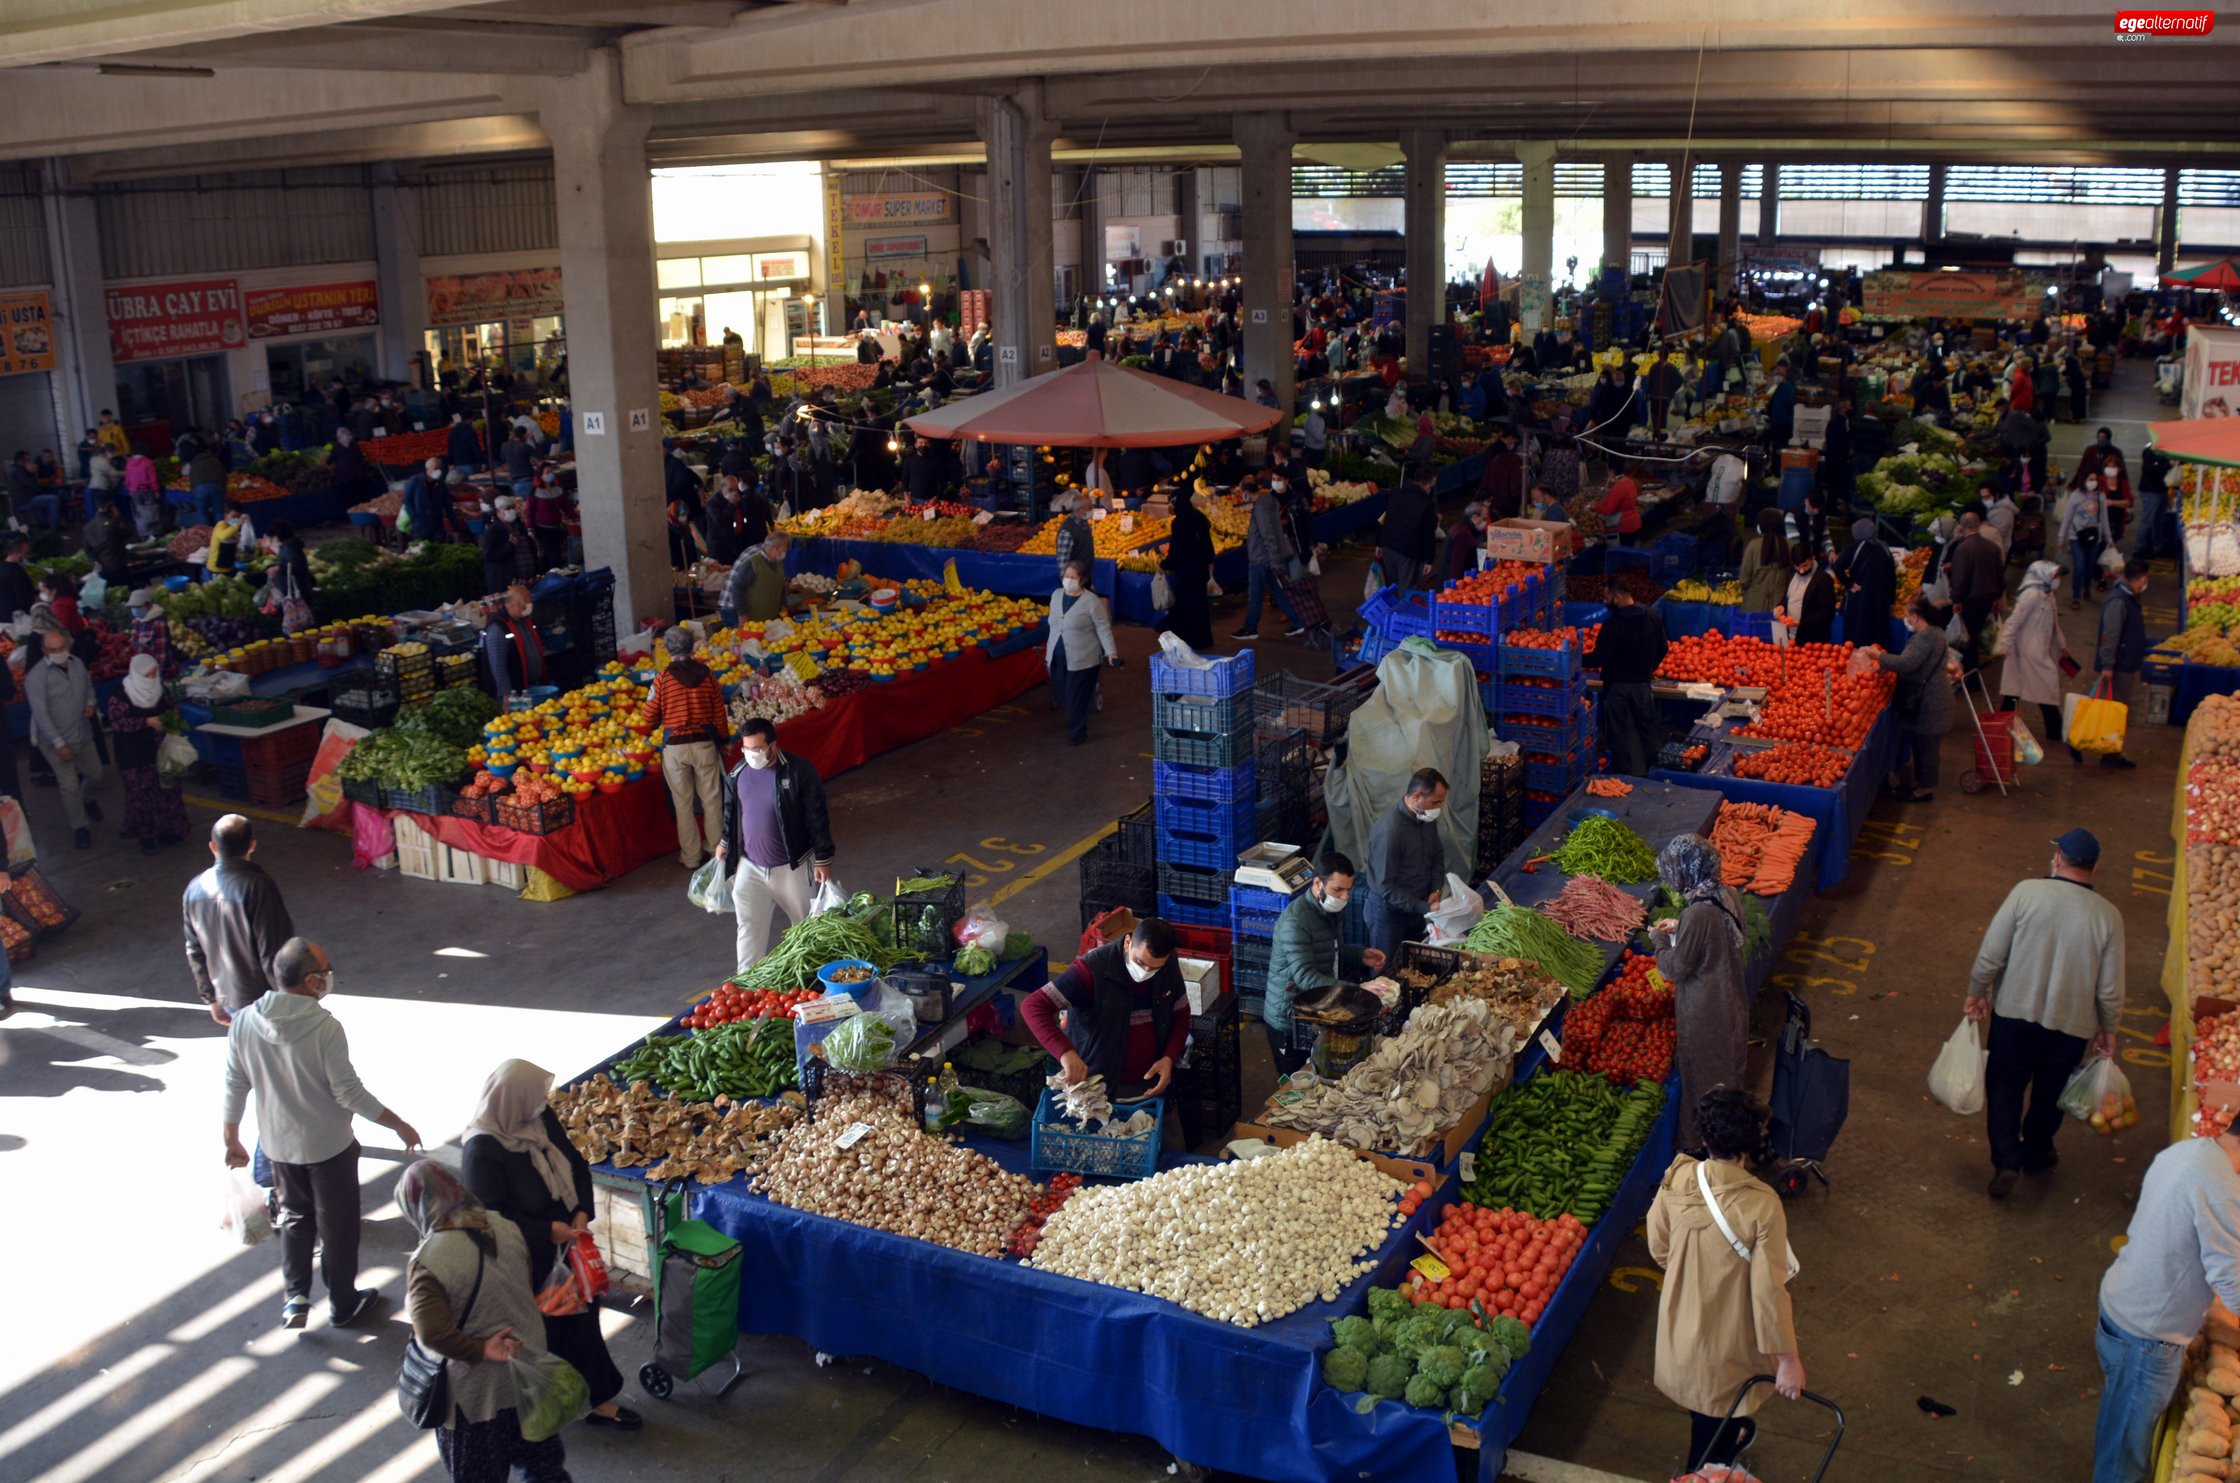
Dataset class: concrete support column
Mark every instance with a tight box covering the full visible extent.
[1666,153,1695,267]
[1402,128,1448,380]
[1234,112,1295,415]
[1715,161,1742,294]
[976,89,1056,386]
[539,51,668,637]
[1175,166,1202,282]
[1758,162,1780,245]
[370,161,426,388]
[1077,166,1105,299]
[1924,163,1948,251]
[41,157,113,444]
[1602,156,1632,281]
[2159,167,2180,275]
[1519,140,1556,300]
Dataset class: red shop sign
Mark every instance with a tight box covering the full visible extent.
[245,280,380,340]
[107,277,247,362]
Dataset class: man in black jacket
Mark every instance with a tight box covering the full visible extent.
[717,717,837,974]
[183,814,296,1026]
[1378,465,1439,598]
[1585,587,1669,776]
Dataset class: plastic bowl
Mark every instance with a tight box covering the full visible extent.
[817,958,881,1005]
[868,587,900,612]
[597,779,626,794]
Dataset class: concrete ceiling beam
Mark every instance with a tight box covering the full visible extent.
[0,0,525,68]
[66,114,548,181]
[115,19,592,74]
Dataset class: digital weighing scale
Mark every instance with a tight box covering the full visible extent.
[1232,842,1312,895]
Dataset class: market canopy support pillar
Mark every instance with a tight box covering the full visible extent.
[40,156,113,446]
[2158,168,2180,275]
[1176,166,1203,282]
[1758,162,1780,246]
[1715,161,1742,297]
[1077,166,1105,301]
[540,51,668,640]
[1519,141,1556,309]
[1601,155,1632,281]
[370,161,426,388]
[1402,128,1448,383]
[1923,162,1949,251]
[1235,112,1295,417]
[978,90,1056,388]
[1666,152,1695,271]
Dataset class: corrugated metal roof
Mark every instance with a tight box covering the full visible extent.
[0,163,48,289]
[95,167,374,279]
[412,161,558,258]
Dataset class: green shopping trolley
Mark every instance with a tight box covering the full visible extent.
[637,1181,745,1399]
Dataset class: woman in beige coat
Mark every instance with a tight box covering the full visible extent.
[1648,1089,1805,1476]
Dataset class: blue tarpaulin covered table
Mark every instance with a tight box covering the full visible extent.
[1649,707,1898,891]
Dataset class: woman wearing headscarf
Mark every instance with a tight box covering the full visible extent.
[105,655,185,854]
[1998,559,2079,765]
[1158,488,1216,652]
[399,1160,577,1482]
[459,1061,635,1432]
[1873,594,1958,804]
[1650,833,1750,1153]
[1834,518,1896,650]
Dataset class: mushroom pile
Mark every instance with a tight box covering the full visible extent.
[1411,955,1567,1039]
[751,1090,1037,1256]
[553,1073,804,1185]
[1259,999,1516,1157]
[1027,1136,1402,1326]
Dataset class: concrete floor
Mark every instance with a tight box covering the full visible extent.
[0,363,2178,1483]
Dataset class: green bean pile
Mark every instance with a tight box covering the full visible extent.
[1462,905,1608,1000]
[1550,817,1660,884]
[729,910,911,992]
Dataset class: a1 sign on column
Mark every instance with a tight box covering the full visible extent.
[581,412,606,436]
[1251,309,1268,323]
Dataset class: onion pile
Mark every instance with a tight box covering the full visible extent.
[1027,1137,1402,1326]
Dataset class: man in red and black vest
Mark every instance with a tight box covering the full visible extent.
[482,583,549,705]
[1021,917,1189,1100]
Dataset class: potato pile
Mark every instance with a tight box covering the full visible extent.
[2175,1309,2240,1482]
[554,1073,804,1185]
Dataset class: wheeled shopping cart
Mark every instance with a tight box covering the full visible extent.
[637,1180,745,1400]
[1958,671,2017,796]
[1761,993,1849,1199]
[1678,1375,1846,1482]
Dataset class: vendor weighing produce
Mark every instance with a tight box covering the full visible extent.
[1264,851,1388,1075]
[1021,917,1189,1099]
[1366,768,1448,961]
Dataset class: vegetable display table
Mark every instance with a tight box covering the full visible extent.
[1650,707,1897,891]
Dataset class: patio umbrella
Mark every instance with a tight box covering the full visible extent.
[2160,257,2240,291]
[2149,417,2240,468]
[903,354,1284,448]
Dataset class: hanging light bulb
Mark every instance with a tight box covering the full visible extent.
[886,437,900,452]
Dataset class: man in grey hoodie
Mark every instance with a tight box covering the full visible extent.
[26,627,102,849]
[223,937,423,1330]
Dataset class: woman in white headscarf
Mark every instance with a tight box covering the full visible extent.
[1999,558,2079,763]
[459,1059,638,1432]
[105,653,184,853]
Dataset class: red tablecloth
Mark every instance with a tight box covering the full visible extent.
[363,645,1048,893]
[773,645,1046,781]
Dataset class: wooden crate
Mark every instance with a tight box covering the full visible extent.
[393,816,438,881]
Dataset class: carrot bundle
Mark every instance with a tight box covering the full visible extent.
[1710,801,1819,895]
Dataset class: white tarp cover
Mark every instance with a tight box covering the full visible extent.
[1325,638,1488,885]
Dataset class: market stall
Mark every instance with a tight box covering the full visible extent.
[2148,418,2240,723]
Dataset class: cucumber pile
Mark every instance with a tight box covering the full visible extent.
[610,1016,798,1101]
[1462,1071,1666,1225]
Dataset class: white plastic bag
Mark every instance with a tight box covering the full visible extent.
[1150,571,1173,612]
[1363,562,1385,605]
[808,877,847,917]
[1423,872,1487,946]
[687,857,732,914]
[220,1169,275,1247]
[2010,715,2044,766]
[157,732,199,782]
[954,903,1010,953]
[1928,1018,1987,1115]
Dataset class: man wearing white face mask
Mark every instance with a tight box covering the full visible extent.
[1021,917,1190,1099]
[223,935,424,1330]
[1365,768,1450,961]
[1264,852,1388,1074]
[716,717,836,974]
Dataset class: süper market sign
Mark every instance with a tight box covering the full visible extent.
[107,277,247,362]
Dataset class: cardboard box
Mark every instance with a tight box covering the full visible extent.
[1178,955,1221,1015]
[1484,518,1570,565]
[1085,907,1139,950]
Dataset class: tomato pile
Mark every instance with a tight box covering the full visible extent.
[1406,1201,1588,1326]
[684,984,822,1028]
[1005,1172,1083,1258]
[1439,562,1548,606]
[1733,740,1850,787]
[1733,670,1893,749]
[1562,952,1676,1086]
[1501,625,1594,652]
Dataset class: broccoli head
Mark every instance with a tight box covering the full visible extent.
[1321,1345,1371,1393]
[1416,1344,1468,1389]
[1434,1307,1481,1345]
[1459,1324,1501,1362]
[1365,1352,1412,1401]
[1365,1287,1413,1326]
[1489,1314,1532,1362]
[1390,1309,1444,1361]
[1330,1315,1381,1355]
[1452,1378,1496,1418]
[1402,1373,1447,1410]
[1460,1359,1506,1399]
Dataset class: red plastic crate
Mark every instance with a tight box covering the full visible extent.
[1172,923,1233,1003]
[239,719,323,775]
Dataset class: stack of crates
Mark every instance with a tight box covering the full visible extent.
[1150,650,1257,928]
[1476,750,1526,876]
[1255,729,1313,848]
[1226,880,1291,1019]
[1171,925,1243,1146]
[1429,581,1501,674]
[376,643,436,707]
[1077,800,1156,932]
[1252,667,1373,845]
[1495,630,1592,827]
[1648,532,1698,588]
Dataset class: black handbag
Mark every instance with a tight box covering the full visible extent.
[398,1249,484,1430]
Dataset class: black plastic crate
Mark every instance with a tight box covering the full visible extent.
[1114,799,1155,869]
[493,795,576,835]
[384,782,457,815]
[1153,726,1253,769]
[1078,846,1155,915]
[1152,689,1253,740]
[1253,668,1374,747]
[340,776,385,807]
[328,676,401,732]
[892,868,966,959]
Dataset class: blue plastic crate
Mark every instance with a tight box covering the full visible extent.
[1499,676,1588,718]
[1156,825,1251,870]
[1526,753,1594,795]
[1158,860,1230,905]
[1363,586,1435,640]
[1497,637,1585,679]
[1231,904,1283,941]
[1228,882,1291,917]
[1157,893,1229,927]
[1150,649,1255,700]
[1497,707,1591,754]
[1431,592,1499,637]
[1562,600,1608,629]
[1155,791,1257,840]
[1030,1086,1162,1180]
[1434,634,1500,670]
[1732,610,1778,641]
[1649,532,1698,584]
[1153,726,1254,768]
[1605,547,1652,578]
[1234,934,1272,969]
[1153,759,1258,804]
[1232,960,1268,996]
[1523,797,1563,829]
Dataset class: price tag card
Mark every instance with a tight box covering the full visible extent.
[834,1120,875,1150]
[792,995,860,1025]
[1409,1253,1451,1284]
[920,505,938,521]
[1458,1152,1477,1184]
[1539,1029,1564,1063]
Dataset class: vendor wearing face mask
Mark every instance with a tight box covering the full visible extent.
[1022,917,1189,1099]
[1365,768,1449,961]
[1264,852,1388,1075]
[716,717,836,976]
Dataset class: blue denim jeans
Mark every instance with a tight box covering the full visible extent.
[193,482,224,528]
[1242,561,1300,634]
[2070,535,2103,602]
[2132,489,2167,559]
[2092,1308,2187,1483]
